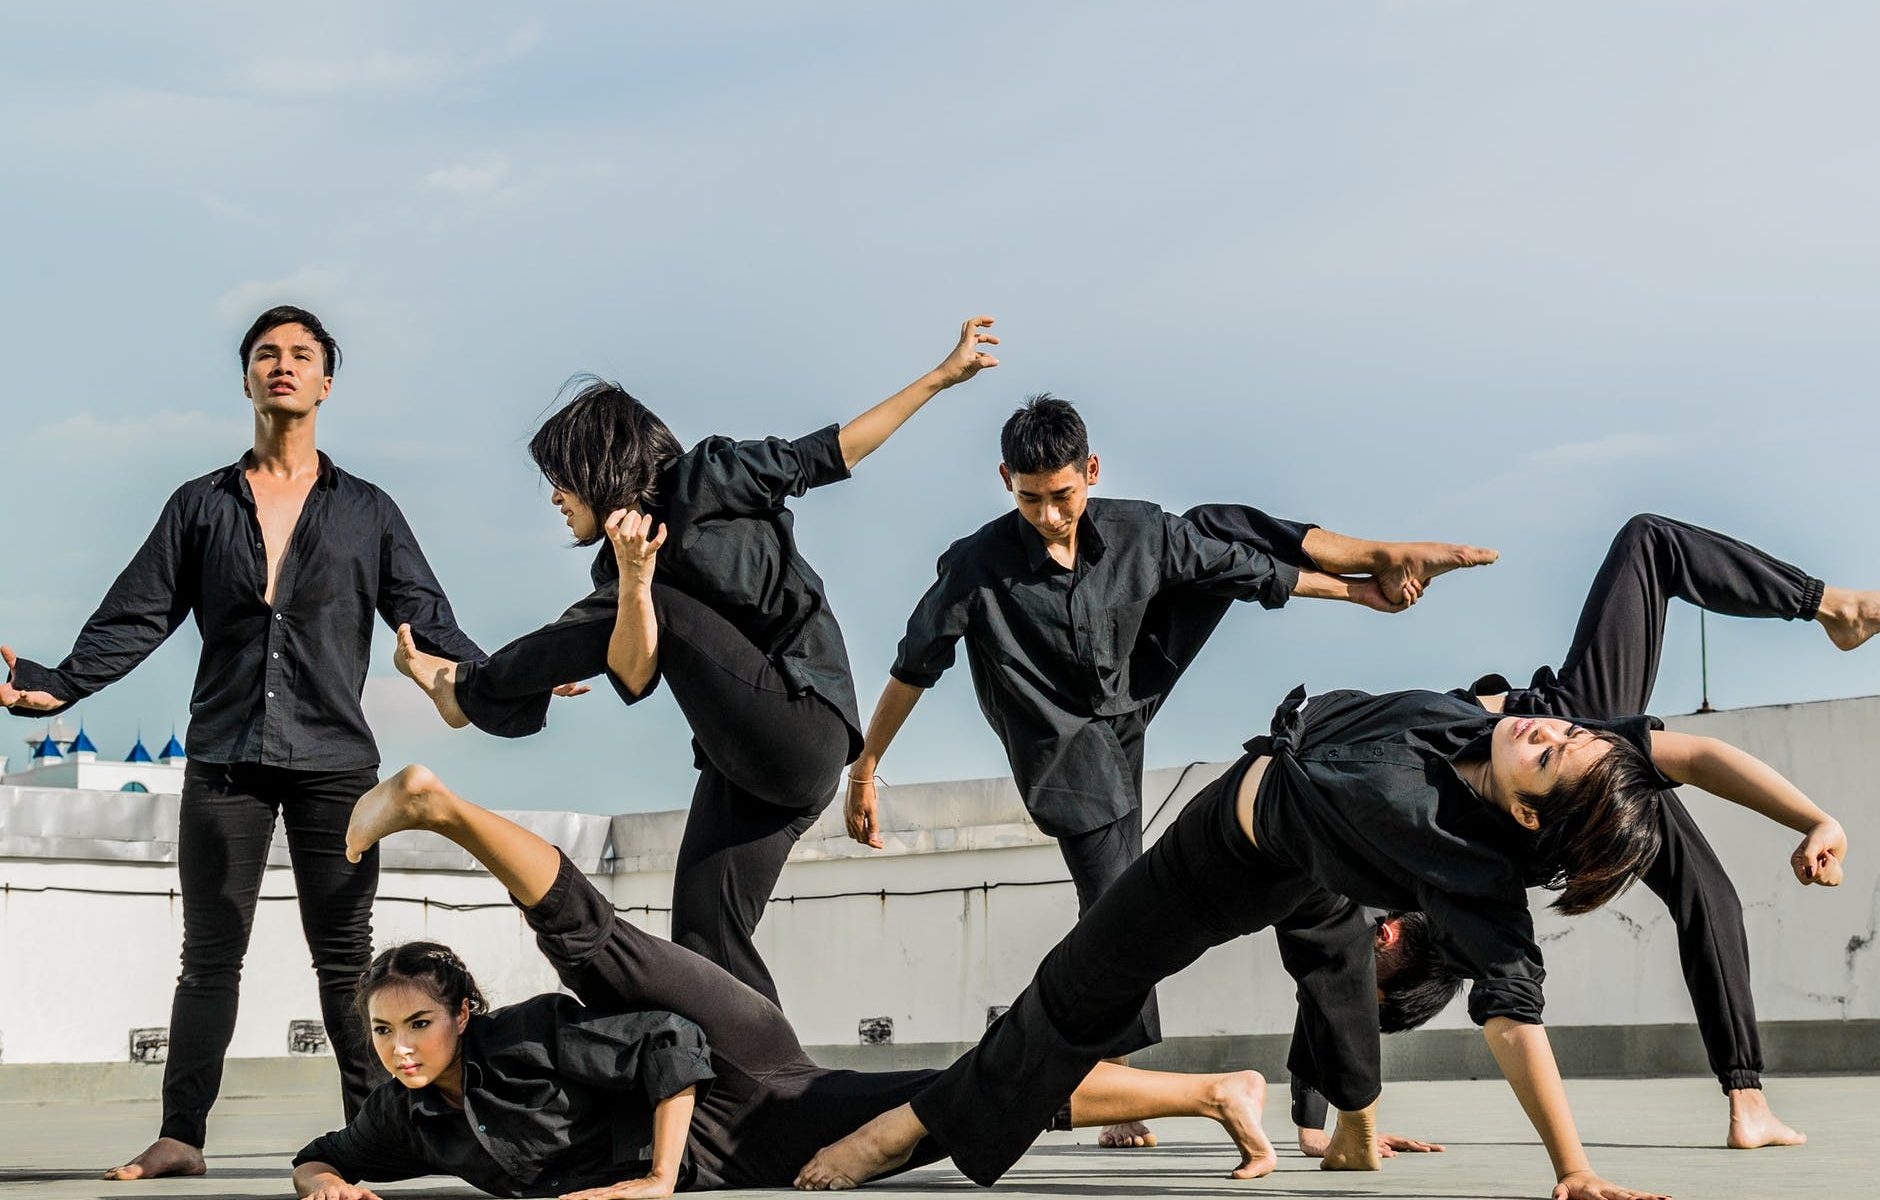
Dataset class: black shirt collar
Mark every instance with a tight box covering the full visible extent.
[215,449,340,495]
[1016,508,1107,572]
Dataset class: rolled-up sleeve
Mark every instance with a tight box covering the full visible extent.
[554,1007,716,1109]
[1421,888,1546,1026]
[889,546,975,689]
[693,425,851,514]
[1160,511,1297,609]
[293,1085,432,1183]
[9,485,197,716]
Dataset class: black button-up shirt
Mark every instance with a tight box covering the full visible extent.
[294,994,716,1198]
[5,453,482,770]
[453,426,862,754]
[890,498,1299,837]
[1251,687,1668,1026]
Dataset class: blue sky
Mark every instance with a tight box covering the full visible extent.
[4,3,1878,812]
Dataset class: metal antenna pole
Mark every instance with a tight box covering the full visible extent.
[1697,610,1716,713]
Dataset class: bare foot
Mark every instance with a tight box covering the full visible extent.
[1321,1106,1383,1171]
[1377,542,1499,606]
[1206,1070,1277,1179]
[794,1106,921,1190]
[1098,1120,1157,1149]
[1298,1125,1332,1157]
[1726,1088,1806,1149]
[347,765,452,863]
[103,1137,205,1180]
[1817,586,1880,652]
[394,623,470,728]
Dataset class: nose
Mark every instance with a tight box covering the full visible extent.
[394,1039,414,1056]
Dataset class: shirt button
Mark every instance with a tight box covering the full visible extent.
[267,691,275,699]
[271,652,280,659]
[274,614,283,621]
[478,1124,487,1132]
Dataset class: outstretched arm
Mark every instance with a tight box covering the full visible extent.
[846,679,925,849]
[1649,729,1846,886]
[1484,1018,1667,1200]
[837,315,999,469]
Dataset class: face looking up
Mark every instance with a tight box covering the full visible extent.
[1001,456,1099,547]
[242,322,332,415]
[367,982,470,1093]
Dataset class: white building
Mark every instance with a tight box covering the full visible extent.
[2,717,187,794]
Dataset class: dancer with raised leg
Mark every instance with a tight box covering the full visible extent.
[393,317,998,1007]
[1295,512,1878,1154]
[844,394,1497,1148]
[800,613,1846,1195]
[290,767,1283,1199]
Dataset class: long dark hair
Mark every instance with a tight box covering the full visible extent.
[529,378,682,546]
[353,941,489,1030]
[1524,730,1664,915]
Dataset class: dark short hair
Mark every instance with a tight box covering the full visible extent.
[1000,393,1089,475]
[1376,911,1465,1033]
[529,377,683,546]
[240,305,341,376]
[354,941,488,1031]
[1526,730,1664,915]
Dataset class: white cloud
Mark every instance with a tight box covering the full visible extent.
[212,268,348,326]
[427,151,512,198]
[24,411,249,461]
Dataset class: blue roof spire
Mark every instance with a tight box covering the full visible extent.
[32,734,63,760]
[126,731,154,763]
[70,725,98,755]
[160,727,187,760]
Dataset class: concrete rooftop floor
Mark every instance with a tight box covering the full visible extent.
[3,1076,1872,1199]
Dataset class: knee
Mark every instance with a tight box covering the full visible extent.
[1616,512,1672,548]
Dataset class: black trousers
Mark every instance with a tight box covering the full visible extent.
[521,853,946,1190]
[463,581,852,1006]
[160,762,381,1148]
[1501,513,1822,1093]
[910,758,1378,1187]
[1052,710,1161,1057]
[1042,505,1318,1061]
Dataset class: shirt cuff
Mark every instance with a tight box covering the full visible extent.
[6,656,78,716]
[639,1040,717,1107]
[794,424,852,491]
[888,662,942,690]
[1264,560,1301,609]
[1467,977,1545,1026]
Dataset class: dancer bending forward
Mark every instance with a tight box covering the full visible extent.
[800,655,1845,1196]
[291,769,1281,1200]
[1296,511,1880,1153]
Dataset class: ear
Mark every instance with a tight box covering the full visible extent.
[315,376,333,406]
[1511,801,1541,832]
[1085,454,1100,486]
[1375,918,1402,948]
[998,463,1014,493]
[456,999,471,1034]
[241,375,253,399]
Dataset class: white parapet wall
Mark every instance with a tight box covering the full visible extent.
[1,695,1876,1067]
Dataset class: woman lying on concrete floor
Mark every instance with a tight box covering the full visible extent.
[289,769,1281,1200]
[1292,512,1880,1156]
[795,545,1850,1198]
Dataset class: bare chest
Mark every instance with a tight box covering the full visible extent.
[246,472,317,605]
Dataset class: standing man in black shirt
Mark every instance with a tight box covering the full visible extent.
[1,306,484,1181]
[842,394,1496,1148]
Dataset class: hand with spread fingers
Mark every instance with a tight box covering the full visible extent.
[934,314,1000,389]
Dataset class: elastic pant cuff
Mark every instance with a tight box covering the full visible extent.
[1048,1102,1074,1132]
[1797,576,1825,622]
[1721,1070,1763,1093]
